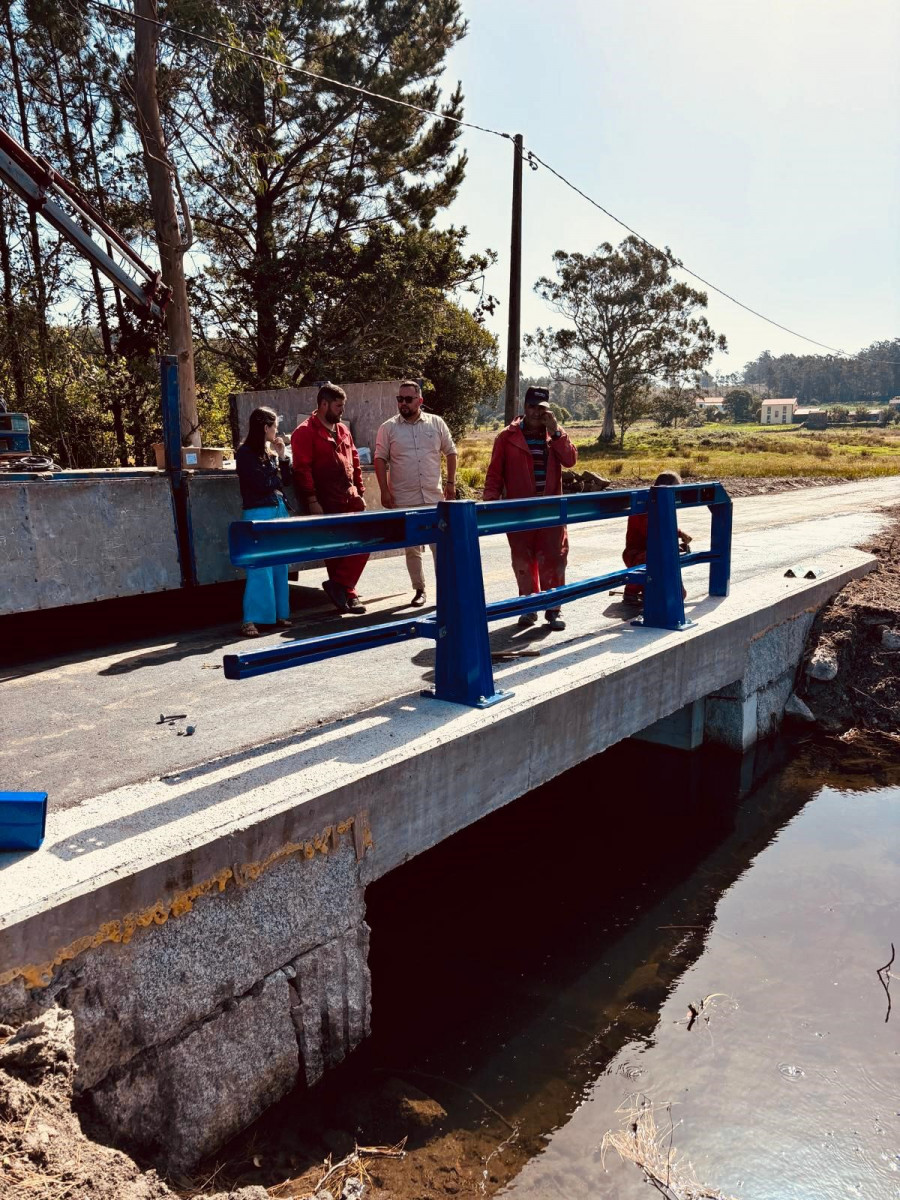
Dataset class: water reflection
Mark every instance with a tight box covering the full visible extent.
[202,737,900,1199]
[362,738,900,1200]
[494,749,900,1200]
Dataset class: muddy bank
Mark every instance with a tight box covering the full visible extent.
[799,505,900,738]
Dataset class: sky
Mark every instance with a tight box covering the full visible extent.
[435,0,900,379]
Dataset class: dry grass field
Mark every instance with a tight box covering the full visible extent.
[454,422,900,491]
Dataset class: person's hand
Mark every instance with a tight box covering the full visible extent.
[443,480,457,500]
[380,486,395,509]
[307,498,324,515]
[271,435,286,459]
[543,409,559,436]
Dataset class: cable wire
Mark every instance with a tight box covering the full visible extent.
[87,0,512,141]
[82,0,893,364]
[524,148,847,356]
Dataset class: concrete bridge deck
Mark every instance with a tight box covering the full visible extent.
[3,476,893,972]
[0,478,894,1171]
[3,477,897,813]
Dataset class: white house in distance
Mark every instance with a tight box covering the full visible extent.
[695,395,725,412]
[760,398,798,425]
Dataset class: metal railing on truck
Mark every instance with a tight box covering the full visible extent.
[223,483,732,708]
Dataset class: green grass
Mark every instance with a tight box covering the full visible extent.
[457,422,900,488]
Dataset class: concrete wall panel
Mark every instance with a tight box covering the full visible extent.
[0,474,181,615]
[185,472,245,585]
[231,381,400,456]
[184,468,390,587]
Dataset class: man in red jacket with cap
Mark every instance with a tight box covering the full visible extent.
[483,386,577,631]
[291,382,369,614]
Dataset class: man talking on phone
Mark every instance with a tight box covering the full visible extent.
[482,386,577,631]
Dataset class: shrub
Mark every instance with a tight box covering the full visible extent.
[457,466,485,489]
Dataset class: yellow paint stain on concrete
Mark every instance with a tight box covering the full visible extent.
[0,813,369,993]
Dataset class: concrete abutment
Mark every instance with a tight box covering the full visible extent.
[636,608,817,753]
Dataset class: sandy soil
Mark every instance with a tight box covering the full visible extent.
[0,1010,521,1200]
[0,1012,267,1200]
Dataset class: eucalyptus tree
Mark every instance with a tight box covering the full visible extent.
[528,236,726,444]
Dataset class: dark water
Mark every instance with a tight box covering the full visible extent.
[206,736,900,1198]
[367,737,900,1199]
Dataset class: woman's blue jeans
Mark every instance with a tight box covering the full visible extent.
[241,497,291,625]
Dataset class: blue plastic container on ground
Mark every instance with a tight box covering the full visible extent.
[0,791,47,850]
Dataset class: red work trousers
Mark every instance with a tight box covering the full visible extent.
[321,494,369,597]
[506,526,568,596]
[623,550,646,602]
[326,553,368,596]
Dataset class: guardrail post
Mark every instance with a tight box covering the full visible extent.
[709,496,732,597]
[161,355,197,587]
[640,485,688,630]
[428,500,509,708]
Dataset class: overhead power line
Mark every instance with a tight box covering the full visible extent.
[85,0,877,361]
[523,149,846,357]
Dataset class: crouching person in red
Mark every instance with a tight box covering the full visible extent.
[483,386,577,631]
[291,382,369,614]
[622,469,692,606]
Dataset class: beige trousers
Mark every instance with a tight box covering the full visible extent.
[405,543,437,591]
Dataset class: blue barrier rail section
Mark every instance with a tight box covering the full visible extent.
[223,482,732,707]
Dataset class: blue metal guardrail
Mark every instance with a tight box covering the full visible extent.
[223,482,732,708]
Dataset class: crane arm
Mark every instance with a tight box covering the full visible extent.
[0,124,171,321]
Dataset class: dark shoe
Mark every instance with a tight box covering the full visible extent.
[240,622,260,637]
[275,617,293,628]
[322,579,349,612]
[622,592,643,608]
[517,610,538,628]
[545,609,566,631]
[410,589,427,608]
[346,593,367,614]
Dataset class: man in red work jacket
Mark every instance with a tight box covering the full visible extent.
[483,386,577,631]
[291,382,369,614]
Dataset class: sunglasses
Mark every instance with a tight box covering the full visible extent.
[396,396,419,404]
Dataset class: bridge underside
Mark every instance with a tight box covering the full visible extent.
[0,547,874,1171]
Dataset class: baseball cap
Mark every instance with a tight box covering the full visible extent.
[523,386,551,409]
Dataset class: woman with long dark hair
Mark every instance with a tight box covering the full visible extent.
[235,406,293,637]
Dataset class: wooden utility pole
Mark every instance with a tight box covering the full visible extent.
[133,0,200,447]
[503,133,524,426]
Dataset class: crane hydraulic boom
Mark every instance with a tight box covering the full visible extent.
[0,124,171,321]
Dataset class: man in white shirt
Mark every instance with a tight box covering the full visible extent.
[374,380,458,606]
